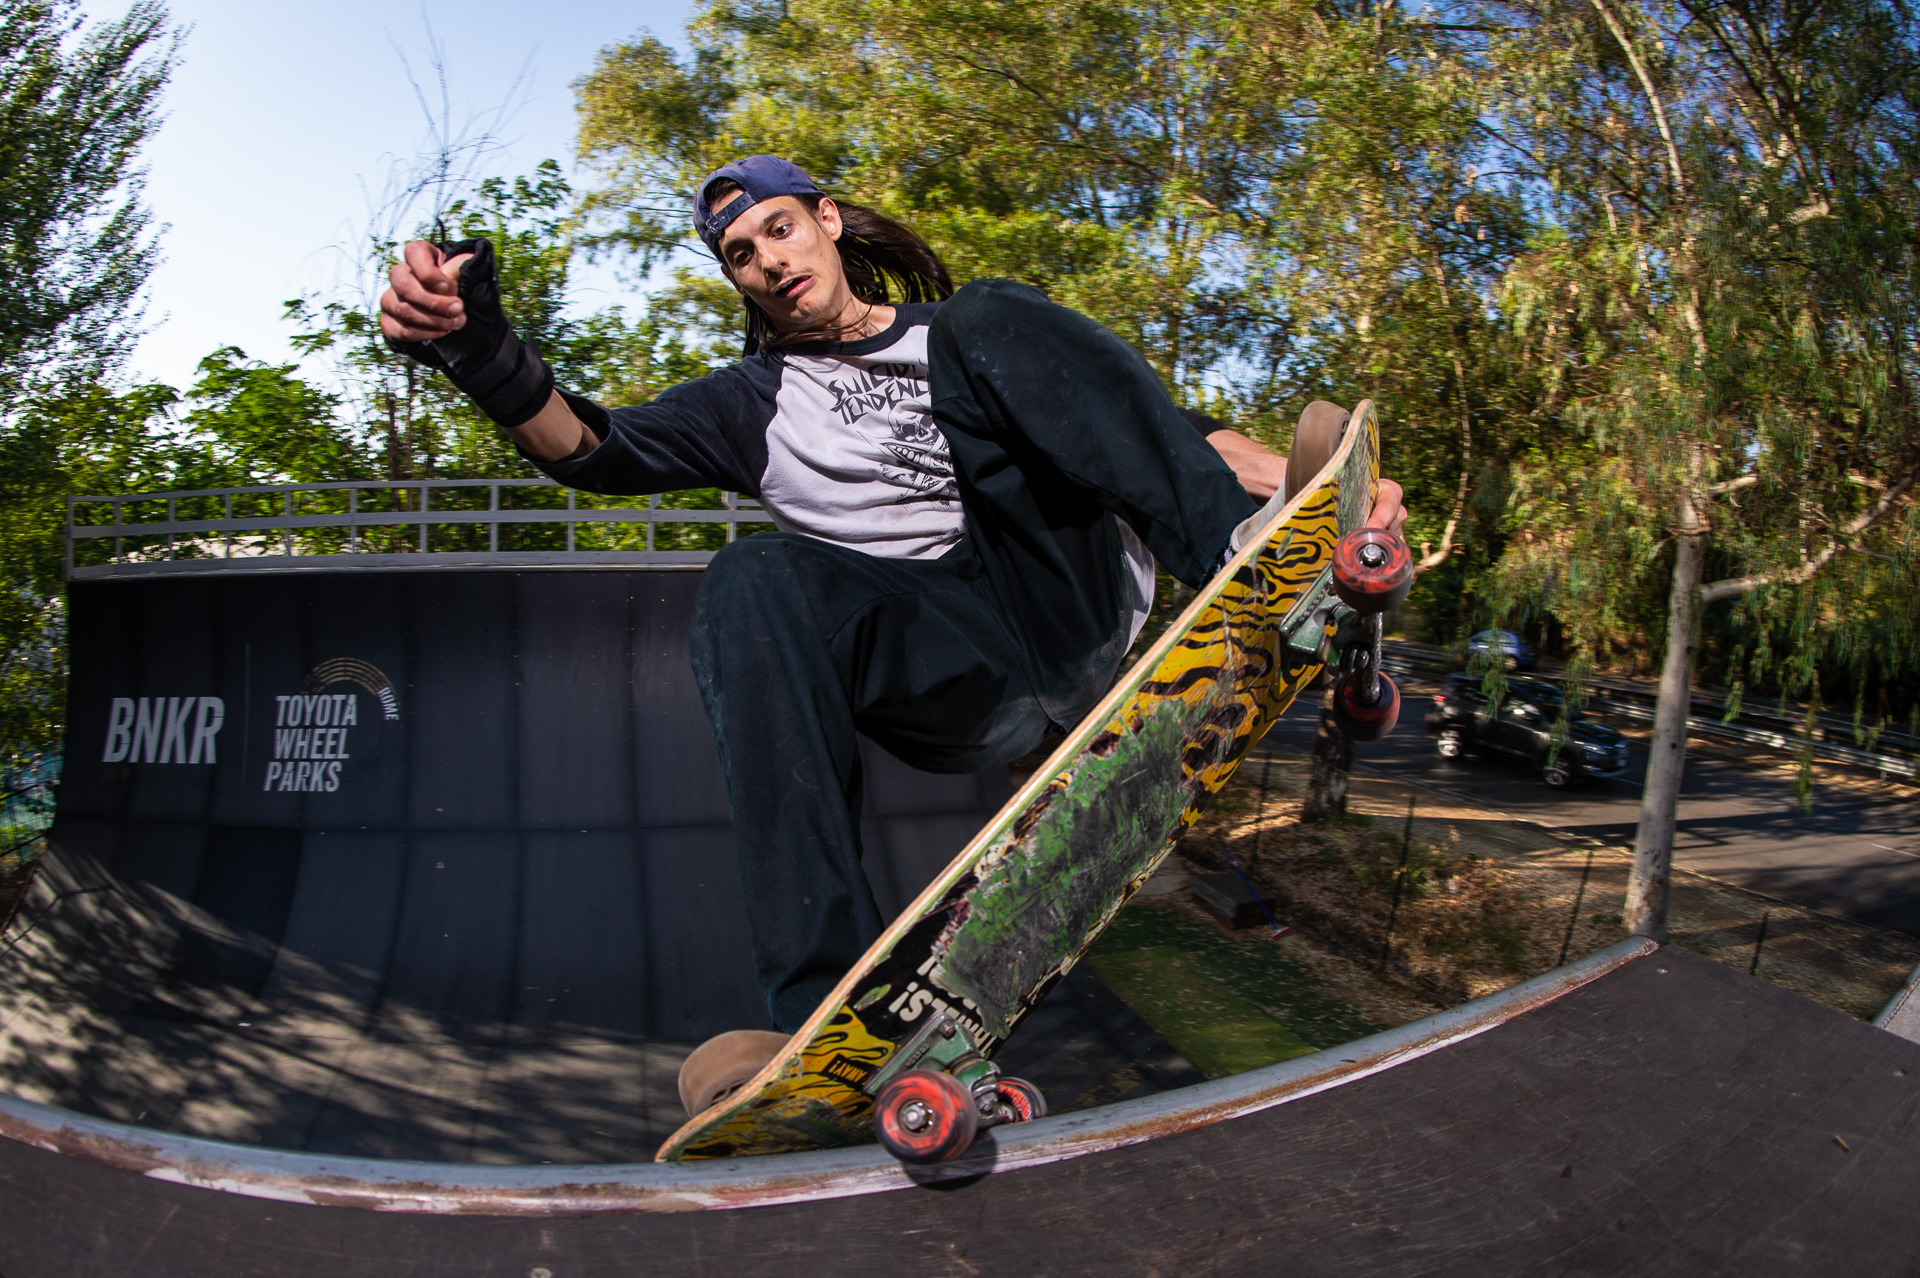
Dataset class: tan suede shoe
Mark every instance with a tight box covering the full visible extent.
[677,1029,791,1117]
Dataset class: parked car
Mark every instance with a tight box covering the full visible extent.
[1465,629,1537,670]
[1424,674,1630,787]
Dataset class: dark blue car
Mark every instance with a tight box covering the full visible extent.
[1466,629,1537,671]
[1425,675,1631,787]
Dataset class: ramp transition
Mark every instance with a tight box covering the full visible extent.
[6,560,1920,1273]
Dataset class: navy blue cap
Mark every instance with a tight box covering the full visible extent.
[692,155,824,253]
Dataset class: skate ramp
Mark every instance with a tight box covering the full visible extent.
[7,939,1920,1275]
[0,570,1068,1161]
[9,570,1920,1272]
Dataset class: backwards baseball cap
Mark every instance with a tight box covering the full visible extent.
[692,155,824,254]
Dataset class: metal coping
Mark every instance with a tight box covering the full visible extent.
[66,479,771,579]
[0,937,1657,1216]
[1876,958,1920,1033]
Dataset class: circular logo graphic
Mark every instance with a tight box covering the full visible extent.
[261,659,402,794]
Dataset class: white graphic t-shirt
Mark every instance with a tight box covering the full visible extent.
[759,325,965,559]
[533,303,1165,641]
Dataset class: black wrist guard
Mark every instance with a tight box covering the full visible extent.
[385,238,555,429]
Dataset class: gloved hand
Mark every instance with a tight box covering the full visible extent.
[382,238,555,430]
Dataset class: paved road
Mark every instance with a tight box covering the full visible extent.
[1264,686,1920,934]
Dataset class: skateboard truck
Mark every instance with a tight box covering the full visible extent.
[1279,563,1341,672]
[1327,529,1412,741]
[866,1013,1047,1164]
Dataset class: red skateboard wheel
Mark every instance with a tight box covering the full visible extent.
[874,1070,980,1164]
[1332,528,1413,613]
[994,1077,1047,1124]
[1332,670,1401,741]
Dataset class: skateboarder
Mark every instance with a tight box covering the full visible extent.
[379,155,1406,1113]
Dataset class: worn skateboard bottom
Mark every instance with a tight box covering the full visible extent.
[660,402,1381,1163]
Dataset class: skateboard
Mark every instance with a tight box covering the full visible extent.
[657,399,1410,1163]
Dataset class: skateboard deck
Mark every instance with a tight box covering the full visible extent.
[658,401,1383,1162]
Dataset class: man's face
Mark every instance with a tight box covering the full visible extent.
[714,193,852,333]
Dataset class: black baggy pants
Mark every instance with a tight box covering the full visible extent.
[688,279,1254,1031]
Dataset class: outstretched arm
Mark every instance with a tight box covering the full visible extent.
[1203,428,1407,536]
[379,239,598,462]
[508,393,600,462]
[382,239,771,499]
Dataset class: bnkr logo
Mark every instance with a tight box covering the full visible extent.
[102,697,225,763]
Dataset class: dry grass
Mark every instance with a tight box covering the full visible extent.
[1175,748,1920,1025]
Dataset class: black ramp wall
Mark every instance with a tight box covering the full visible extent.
[1,570,1007,1162]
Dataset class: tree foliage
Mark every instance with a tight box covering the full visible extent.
[1483,0,1920,703]
[0,0,173,399]
[574,0,1919,716]
[0,0,175,772]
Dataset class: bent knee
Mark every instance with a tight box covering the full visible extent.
[691,535,813,649]
[699,533,811,600]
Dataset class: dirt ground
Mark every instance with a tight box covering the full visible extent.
[1165,742,1920,1029]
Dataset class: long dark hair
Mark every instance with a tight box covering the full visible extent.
[706,180,954,355]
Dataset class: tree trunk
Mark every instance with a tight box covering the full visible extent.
[1303,684,1352,822]
[1625,518,1707,941]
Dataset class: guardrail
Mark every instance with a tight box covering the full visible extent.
[1383,641,1918,780]
[1387,639,1920,758]
[66,479,772,579]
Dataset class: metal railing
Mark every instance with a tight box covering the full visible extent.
[66,479,774,579]
[1382,640,1918,780]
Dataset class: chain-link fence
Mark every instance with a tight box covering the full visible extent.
[0,753,59,874]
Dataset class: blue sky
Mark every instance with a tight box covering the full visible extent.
[82,0,695,390]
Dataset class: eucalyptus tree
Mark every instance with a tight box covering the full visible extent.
[1236,4,1534,622]
[0,0,174,401]
[0,0,175,769]
[1479,0,1920,938]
